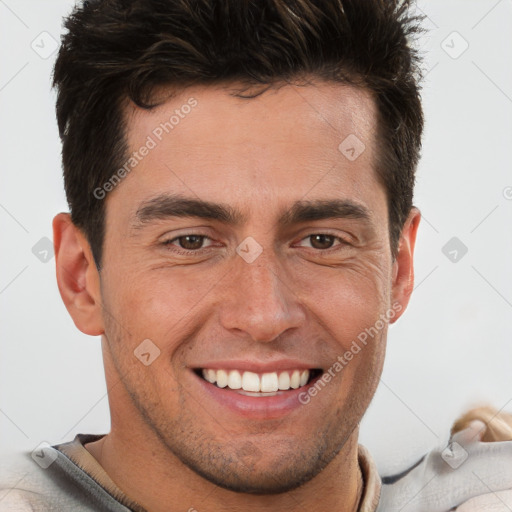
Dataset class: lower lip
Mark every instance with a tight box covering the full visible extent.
[192,371,322,419]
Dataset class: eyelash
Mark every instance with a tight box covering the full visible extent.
[161,233,350,253]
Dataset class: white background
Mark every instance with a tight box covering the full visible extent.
[0,0,511,476]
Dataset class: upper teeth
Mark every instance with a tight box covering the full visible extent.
[202,369,310,392]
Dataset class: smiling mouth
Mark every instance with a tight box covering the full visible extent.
[195,368,323,396]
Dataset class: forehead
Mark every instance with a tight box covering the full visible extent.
[112,81,382,224]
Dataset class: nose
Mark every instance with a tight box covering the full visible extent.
[218,253,305,343]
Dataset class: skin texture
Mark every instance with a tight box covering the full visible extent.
[53,81,420,512]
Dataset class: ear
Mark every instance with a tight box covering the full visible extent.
[389,207,421,324]
[52,213,104,336]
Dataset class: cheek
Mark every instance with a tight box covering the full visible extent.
[293,260,391,342]
[105,266,197,321]
[99,271,187,408]
[290,259,390,397]
[101,264,227,364]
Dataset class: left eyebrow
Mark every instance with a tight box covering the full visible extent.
[278,199,371,226]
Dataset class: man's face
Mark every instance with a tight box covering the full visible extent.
[96,82,410,493]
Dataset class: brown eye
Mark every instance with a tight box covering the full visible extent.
[309,234,336,249]
[161,233,216,253]
[176,235,206,250]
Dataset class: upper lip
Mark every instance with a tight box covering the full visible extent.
[190,360,321,373]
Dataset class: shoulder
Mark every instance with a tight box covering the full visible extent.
[456,490,512,511]
[0,445,128,512]
[377,424,512,512]
[0,451,55,511]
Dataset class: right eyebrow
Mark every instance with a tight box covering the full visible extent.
[131,194,247,229]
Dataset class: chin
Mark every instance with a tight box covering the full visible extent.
[186,458,328,495]
[170,433,340,496]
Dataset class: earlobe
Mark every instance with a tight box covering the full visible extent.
[53,213,104,336]
[389,207,421,324]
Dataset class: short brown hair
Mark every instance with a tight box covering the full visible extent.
[53,0,424,268]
